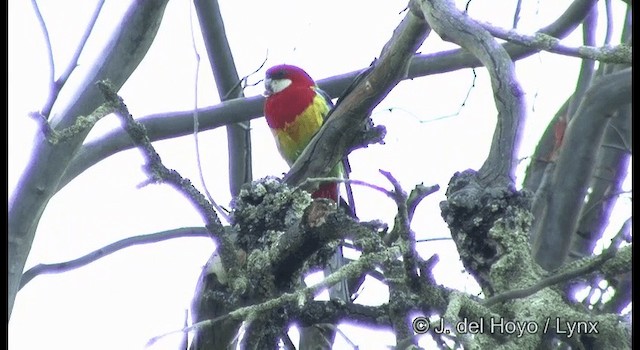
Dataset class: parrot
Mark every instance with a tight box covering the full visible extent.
[263,64,345,203]
[263,64,352,305]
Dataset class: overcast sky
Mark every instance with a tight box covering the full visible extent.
[8,1,630,349]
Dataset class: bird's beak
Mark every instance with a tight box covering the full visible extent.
[263,78,273,96]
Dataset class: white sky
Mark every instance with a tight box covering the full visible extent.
[8,1,630,349]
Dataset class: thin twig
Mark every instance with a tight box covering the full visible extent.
[223,54,268,101]
[407,183,440,222]
[603,0,613,46]
[37,0,106,118]
[30,0,55,117]
[512,0,523,29]
[421,68,476,122]
[19,227,212,291]
[379,170,421,288]
[415,237,453,243]
[297,177,394,198]
[188,1,231,223]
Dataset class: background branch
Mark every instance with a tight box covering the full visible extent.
[532,67,631,270]
[19,227,212,291]
[194,0,252,197]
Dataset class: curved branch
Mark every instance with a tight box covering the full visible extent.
[19,227,212,291]
[420,0,525,186]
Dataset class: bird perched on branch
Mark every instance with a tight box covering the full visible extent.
[263,64,352,300]
[263,64,347,202]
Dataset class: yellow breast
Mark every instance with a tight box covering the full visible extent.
[271,94,330,166]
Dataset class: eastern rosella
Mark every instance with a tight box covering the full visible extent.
[263,64,351,307]
[263,64,344,202]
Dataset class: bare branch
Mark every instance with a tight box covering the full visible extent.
[59,96,264,191]
[188,1,230,223]
[568,7,597,121]
[194,0,252,198]
[570,106,630,260]
[407,183,440,223]
[381,171,424,287]
[19,227,212,291]
[30,0,55,116]
[512,0,523,28]
[532,68,631,270]
[408,0,598,78]
[297,176,394,198]
[41,0,106,118]
[420,0,526,187]
[603,0,613,45]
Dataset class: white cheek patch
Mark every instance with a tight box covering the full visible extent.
[269,78,292,94]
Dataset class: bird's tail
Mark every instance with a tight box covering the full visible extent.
[326,245,350,302]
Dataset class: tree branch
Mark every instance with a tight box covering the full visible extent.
[194,0,252,197]
[408,0,597,78]
[30,0,55,117]
[151,243,403,347]
[532,67,631,270]
[570,106,630,260]
[484,238,630,307]
[420,0,526,187]
[478,21,631,64]
[40,0,106,118]
[283,5,431,190]
[19,227,212,291]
